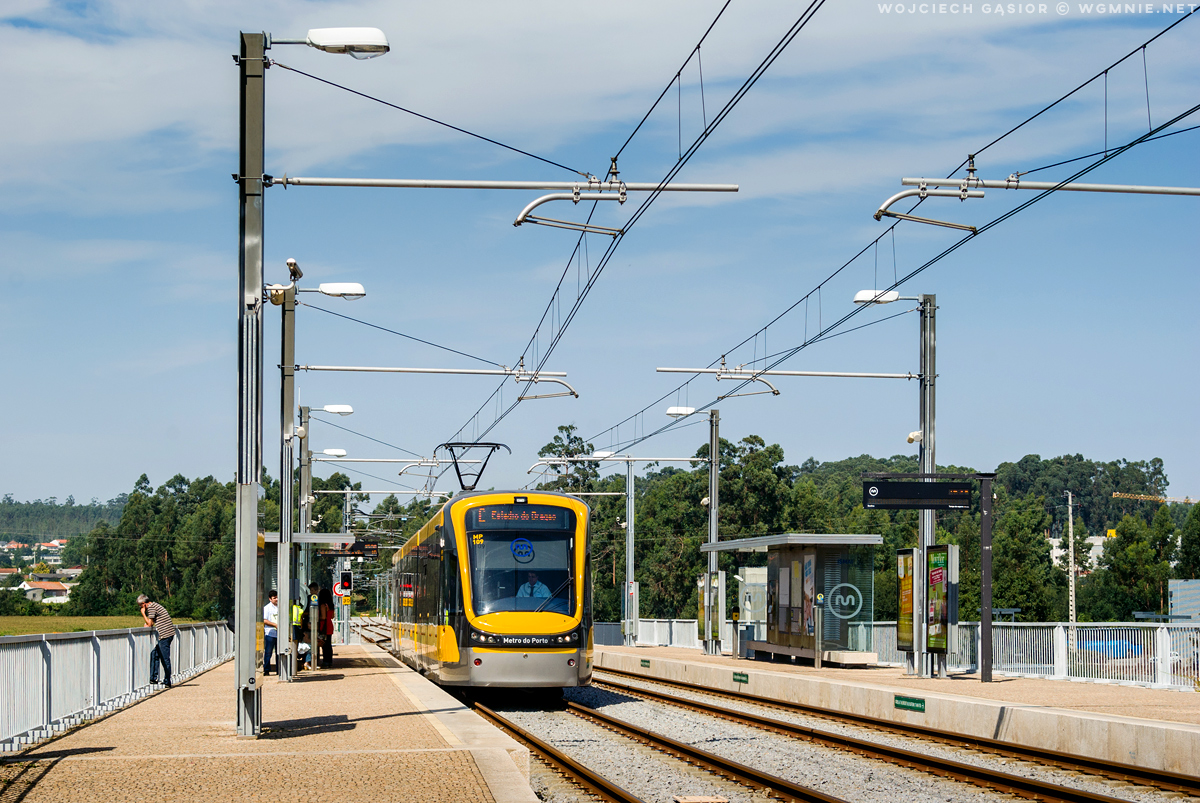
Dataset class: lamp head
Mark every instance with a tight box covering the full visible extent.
[322,448,347,457]
[666,406,696,418]
[321,404,354,416]
[318,282,366,300]
[590,450,615,459]
[304,28,389,59]
[853,289,900,305]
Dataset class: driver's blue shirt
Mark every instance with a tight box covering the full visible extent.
[517,581,550,598]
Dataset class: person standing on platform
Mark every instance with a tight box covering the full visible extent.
[263,589,279,675]
[318,587,335,668]
[138,594,176,687]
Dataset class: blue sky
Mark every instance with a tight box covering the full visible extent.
[1,1,1197,513]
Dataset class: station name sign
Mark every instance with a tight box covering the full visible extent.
[863,481,971,510]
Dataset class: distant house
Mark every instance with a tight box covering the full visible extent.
[0,567,20,587]
[36,540,67,566]
[1,541,24,553]
[60,566,84,579]
[18,580,70,604]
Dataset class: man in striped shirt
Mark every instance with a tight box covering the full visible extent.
[138,594,176,687]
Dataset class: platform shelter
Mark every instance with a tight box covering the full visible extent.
[703,533,882,665]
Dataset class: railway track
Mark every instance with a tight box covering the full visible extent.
[476,701,853,803]
[351,620,392,645]
[473,703,649,803]
[595,668,1199,800]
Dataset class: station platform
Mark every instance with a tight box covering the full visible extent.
[596,645,1200,776]
[1,643,537,803]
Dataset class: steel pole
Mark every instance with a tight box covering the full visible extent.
[625,460,636,647]
[295,406,311,676]
[706,410,721,655]
[235,31,266,737]
[917,294,936,677]
[1066,490,1077,650]
[980,476,994,682]
[276,286,295,682]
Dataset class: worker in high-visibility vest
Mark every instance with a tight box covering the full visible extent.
[291,602,308,669]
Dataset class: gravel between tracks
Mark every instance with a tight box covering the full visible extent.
[502,686,1027,803]
[587,674,1185,803]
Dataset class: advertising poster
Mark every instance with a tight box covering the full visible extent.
[802,552,815,637]
[897,549,914,652]
[927,546,949,653]
[790,560,802,633]
[778,564,790,633]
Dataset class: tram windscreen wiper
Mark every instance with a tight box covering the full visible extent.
[534,577,572,612]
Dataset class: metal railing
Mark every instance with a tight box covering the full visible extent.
[871,621,1200,690]
[596,618,1199,690]
[1,622,234,752]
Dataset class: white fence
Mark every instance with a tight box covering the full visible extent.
[872,621,1200,690]
[597,619,1200,691]
[0,622,234,752]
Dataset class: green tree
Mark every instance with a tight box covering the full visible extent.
[991,494,1064,621]
[1093,514,1172,618]
[1177,504,1200,580]
[537,425,599,492]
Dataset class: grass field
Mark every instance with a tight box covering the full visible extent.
[0,615,196,637]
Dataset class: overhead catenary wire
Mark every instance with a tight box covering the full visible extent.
[590,12,1197,450]
[1016,124,1199,177]
[466,0,831,447]
[604,102,1200,456]
[320,462,423,492]
[300,302,501,366]
[271,61,592,179]
[944,8,1194,174]
[312,417,423,458]
[435,1,826,464]
[614,0,734,160]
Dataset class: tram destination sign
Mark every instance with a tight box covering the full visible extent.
[863,481,971,510]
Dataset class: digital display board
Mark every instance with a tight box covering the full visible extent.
[863,481,971,510]
[317,540,379,559]
[468,505,572,530]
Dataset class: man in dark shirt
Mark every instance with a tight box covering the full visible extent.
[138,594,176,687]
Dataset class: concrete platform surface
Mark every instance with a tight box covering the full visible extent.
[597,645,1200,775]
[1,643,536,803]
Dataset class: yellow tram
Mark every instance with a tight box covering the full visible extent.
[389,490,593,688]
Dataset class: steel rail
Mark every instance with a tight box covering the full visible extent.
[473,703,648,803]
[595,670,1199,799]
[567,701,853,803]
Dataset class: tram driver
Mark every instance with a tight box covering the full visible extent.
[516,571,551,598]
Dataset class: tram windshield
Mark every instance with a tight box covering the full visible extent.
[465,504,576,615]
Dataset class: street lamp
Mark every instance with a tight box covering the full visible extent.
[236,26,386,737]
[269,257,364,687]
[854,288,937,678]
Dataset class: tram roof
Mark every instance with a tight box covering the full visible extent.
[700,533,883,553]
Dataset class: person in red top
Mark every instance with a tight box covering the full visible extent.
[317,587,335,668]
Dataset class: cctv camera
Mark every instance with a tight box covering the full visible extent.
[700,496,710,507]
[286,257,303,280]
[907,430,923,444]
[295,425,306,439]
